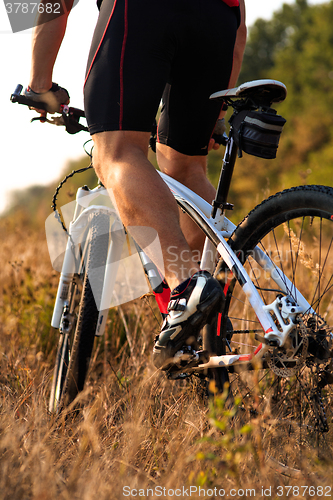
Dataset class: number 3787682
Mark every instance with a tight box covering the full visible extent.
[5,2,61,14]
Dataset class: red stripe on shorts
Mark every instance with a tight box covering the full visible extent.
[222,0,239,6]
[84,0,118,88]
[119,0,129,129]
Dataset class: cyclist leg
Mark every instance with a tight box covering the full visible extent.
[153,2,241,368]
[85,0,202,290]
[92,130,199,291]
[84,0,237,366]
[153,4,241,368]
[155,3,241,259]
[156,145,216,256]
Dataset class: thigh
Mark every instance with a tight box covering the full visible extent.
[84,0,239,144]
[157,1,240,156]
[84,0,174,135]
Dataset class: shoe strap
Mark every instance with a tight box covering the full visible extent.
[167,298,186,312]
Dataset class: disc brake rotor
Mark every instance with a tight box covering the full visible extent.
[266,322,308,377]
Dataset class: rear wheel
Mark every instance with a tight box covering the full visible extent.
[214,185,333,471]
[49,212,110,413]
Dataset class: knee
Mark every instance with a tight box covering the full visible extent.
[92,147,107,185]
[156,144,208,184]
[91,133,146,186]
[162,159,208,185]
[92,148,125,188]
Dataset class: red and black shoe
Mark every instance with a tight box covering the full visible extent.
[153,271,224,370]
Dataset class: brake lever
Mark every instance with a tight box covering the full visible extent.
[11,84,88,133]
[30,115,66,126]
[60,105,88,134]
[30,107,88,133]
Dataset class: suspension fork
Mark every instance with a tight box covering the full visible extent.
[51,187,92,329]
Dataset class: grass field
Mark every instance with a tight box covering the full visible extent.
[1,211,333,500]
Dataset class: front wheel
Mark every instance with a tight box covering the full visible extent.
[49,212,110,413]
[215,185,333,472]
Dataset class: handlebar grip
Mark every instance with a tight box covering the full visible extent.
[10,83,87,133]
[10,84,47,111]
[12,84,23,98]
[12,95,48,111]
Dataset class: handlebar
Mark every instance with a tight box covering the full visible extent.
[10,84,88,134]
[11,84,47,110]
[10,83,228,143]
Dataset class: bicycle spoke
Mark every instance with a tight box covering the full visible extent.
[220,186,333,472]
[310,233,333,313]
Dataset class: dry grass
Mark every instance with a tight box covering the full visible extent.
[1,216,333,500]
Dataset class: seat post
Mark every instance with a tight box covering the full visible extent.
[211,133,238,219]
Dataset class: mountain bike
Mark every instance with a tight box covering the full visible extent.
[11,80,333,474]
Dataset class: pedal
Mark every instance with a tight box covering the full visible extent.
[175,349,209,365]
[166,349,210,377]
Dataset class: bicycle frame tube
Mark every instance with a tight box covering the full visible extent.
[211,134,238,217]
[51,174,314,347]
[158,171,313,347]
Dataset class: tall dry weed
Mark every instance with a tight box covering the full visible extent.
[1,216,333,499]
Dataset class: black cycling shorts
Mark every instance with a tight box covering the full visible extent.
[84,0,240,156]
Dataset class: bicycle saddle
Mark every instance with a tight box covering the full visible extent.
[210,79,287,105]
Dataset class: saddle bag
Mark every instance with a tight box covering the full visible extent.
[229,108,286,159]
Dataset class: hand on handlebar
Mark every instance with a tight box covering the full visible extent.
[23,82,70,117]
[208,117,227,151]
[208,137,222,151]
[11,83,88,134]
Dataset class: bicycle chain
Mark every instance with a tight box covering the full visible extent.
[51,164,93,234]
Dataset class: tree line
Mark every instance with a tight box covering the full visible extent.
[209,0,333,218]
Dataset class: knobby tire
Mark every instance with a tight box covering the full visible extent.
[49,212,110,413]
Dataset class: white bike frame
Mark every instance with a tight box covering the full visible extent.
[158,169,314,371]
[50,153,314,374]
